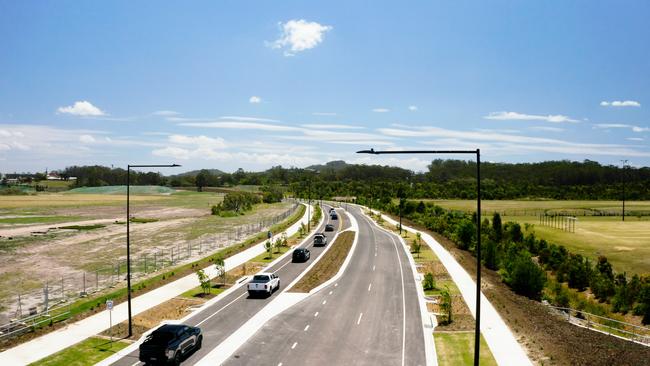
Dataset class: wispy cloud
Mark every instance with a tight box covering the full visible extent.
[179,121,299,132]
[152,110,180,116]
[408,105,418,111]
[249,96,262,104]
[600,100,641,107]
[79,134,96,144]
[57,101,106,117]
[530,126,565,132]
[300,123,363,130]
[627,137,644,141]
[593,123,649,132]
[484,111,579,123]
[312,112,337,116]
[220,116,281,123]
[372,108,390,113]
[269,19,332,56]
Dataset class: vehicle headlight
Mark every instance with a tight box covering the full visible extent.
[166,349,175,359]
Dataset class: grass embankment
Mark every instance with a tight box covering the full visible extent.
[434,333,496,366]
[290,231,355,293]
[0,216,84,225]
[28,337,129,366]
[1,204,305,348]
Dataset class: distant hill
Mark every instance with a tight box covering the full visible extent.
[175,169,225,177]
[305,160,349,172]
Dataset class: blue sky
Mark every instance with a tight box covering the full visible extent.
[1,0,649,174]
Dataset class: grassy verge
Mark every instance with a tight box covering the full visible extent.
[434,333,496,366]
[290,231,355,293]
[0,216,84,225]
[58,224,106,231]
[28,337,129,366]
[180,284,227,299]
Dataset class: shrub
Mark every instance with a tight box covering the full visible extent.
[423,273,435,291]
[504,252,546,300]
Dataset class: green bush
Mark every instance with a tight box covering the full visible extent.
[423,273,435,291]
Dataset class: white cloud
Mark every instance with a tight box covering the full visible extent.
[408,105,418,111]
[312,112,337,116]
[372,108,390,113]
[179,121,299,132]
[600,100,641,107]
[57,101,106,116]
[153,110,180,116]
[530,126,565,132]
[168,134,227,149]
[270,19,332,56]
[79,134,96,144]
[627,137,644,141]
[220,116,280,123]
[593,123,649,132]
[249,96,262,104]
[485,111,579,123]
[152,146,191,160]
[300,124,363,130]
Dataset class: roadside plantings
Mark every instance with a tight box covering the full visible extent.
[29,336,129,366]
[439,286,453,325]
[59,224,105,231]
[423,273,436,291]
[196,269,211,295]
[381,201,650,326]
[290,231,355,293]
[211,191,261,217]
[411,232,422,258]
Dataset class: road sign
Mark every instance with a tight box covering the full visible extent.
[106,299,114,345]
[106,299,113,311]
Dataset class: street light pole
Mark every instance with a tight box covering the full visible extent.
[126,163,180,338]
[358,148,482,366]
[621,159,628,222]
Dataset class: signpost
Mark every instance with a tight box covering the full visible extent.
[106,299,114,345]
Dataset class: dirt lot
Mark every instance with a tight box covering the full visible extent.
[399,216,650,366]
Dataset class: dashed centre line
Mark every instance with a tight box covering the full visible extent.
[368,283,372,292]
[291,342,298,349]
[329,290,333,295]
[372,265,376,271]
[322,300,327,305]
[304,325,310,331]
[314,311,319,317]
[357,312,363,325]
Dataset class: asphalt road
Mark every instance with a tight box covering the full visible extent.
[222,206,426,366]
[109,205,340,366]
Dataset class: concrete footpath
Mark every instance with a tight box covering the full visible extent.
[379,212,533,366]
[0,204,312,366]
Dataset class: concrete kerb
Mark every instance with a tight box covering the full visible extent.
[0,203,312,366]
[358,208,437,366]
[377,210,533,366]
[96,203,322,366]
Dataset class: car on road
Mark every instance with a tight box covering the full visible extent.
[139,324,202,365]
[247,272,280,297]
[292,248,311,262]
[325,224,334,231]
[330,211,338,220]
[313,233,327,246]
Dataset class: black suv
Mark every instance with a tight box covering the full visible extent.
[139,324,202,365]
[292,248,311,262]
[313,233,327,246]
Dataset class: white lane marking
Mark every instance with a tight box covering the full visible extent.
[368,283,372,292]
[372,265,375,271]
[357,312,363,325]
[273,259,293,273]
[291,342,298,349]
[278,363,283,366]
[314,312,319,317]
[329,290,333,295]
[322,300,327,305]
[304,324,310,331]
[196,291,247,326]
[334,283,338,287]
[375,252,377,257]
[388,234,407,366]
[130,361,140,366]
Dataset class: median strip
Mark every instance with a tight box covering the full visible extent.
[288,231,356,293]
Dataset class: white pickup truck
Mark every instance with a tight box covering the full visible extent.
[247,272,280,297]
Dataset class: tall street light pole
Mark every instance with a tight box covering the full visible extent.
[126,163,180,338]
[358,148,482,366]
[621,159,628,222]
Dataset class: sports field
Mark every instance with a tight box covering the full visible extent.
[432,200,650,275]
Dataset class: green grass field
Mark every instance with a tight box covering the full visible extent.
[29,337,129,366]
[432,200,650,275]
[434,333,496,366]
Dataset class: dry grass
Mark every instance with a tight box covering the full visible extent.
[0,193,167,209]
[289,231,355,293]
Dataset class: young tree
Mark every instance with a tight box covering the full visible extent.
[439,286,453,324]
[411,238,422,258]
[214,255,226,286]
[423,272,436,291]
[492,212,502,242]
[195,170,210,192]
[265,239,274,259]
[196,269,211,295]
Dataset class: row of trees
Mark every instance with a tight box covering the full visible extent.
[49,159,650,201]
[211,191,261,216]
[381,201,650,324]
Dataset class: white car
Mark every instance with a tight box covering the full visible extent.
[247,272,280,297]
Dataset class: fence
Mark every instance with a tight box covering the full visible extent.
[546,304,650,347]
[539,214,577,233]
[0,202,299,341]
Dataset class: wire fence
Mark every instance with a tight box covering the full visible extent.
[546,304,650,347]
[0,202,299,341]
